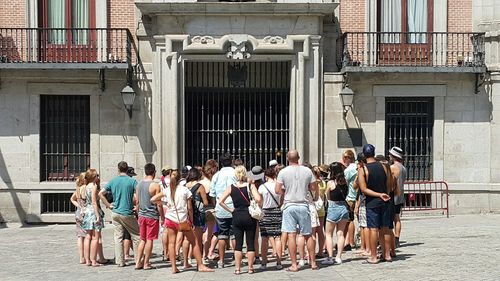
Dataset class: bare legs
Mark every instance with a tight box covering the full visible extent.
[394,213,402,247]
[324,220,347,263]
[367,228,380,263]
[324,222,335,259]
[167,228,181,273]
[204,219,215,259]
[84,230,101,266]
[335,221,347,262]
[183,230,213,272]
[317,218,326,257]
[77,236,85,264]
[136,239,146,269]
[84,233,92,266]
[345,221,356,248]
[261,236,282,267]
[285,232,298,270]
[123,239,132,259]
[358,227,371,256]
[379,227,393,261]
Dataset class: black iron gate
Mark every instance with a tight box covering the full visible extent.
[385,97,434,181]
[184,61,290,168]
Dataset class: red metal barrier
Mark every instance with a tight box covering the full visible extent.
[403,181,449,218]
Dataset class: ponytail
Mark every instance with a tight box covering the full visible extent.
[75,172,86,199]
[169,170,181,203]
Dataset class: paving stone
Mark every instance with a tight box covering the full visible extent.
[1,214,499,280]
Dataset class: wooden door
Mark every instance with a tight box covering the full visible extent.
[38,0,96,63]
[377,0,433,66]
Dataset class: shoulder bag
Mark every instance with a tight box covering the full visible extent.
[236,184,264,221]
[262,183,280,208]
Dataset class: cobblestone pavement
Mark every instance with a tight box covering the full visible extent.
[1,214,499,281]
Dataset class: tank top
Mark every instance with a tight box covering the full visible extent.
[329,181,348,201]
[365,162,387,208]
[230,184,250,211]
[393,162,407,205]
[138,180,159,219]
[190,183,206,214]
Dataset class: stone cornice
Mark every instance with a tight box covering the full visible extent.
[135,1,338,16]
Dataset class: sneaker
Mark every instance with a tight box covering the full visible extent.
[203,257,209,265]
[254,257,261,265]
[217,261,225,268]
[344,245,352,252]
[276,263,283,270]
[321,258,334,265]
[298,259,305,268]
[335,258,342,265]
[304,258,309,265]
[260,263,267,270]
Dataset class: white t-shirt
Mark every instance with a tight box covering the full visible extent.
[258,182,281,209]
[161,178,170,203]
[163,185,192,223]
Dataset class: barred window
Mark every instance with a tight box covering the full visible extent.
[385,97,434,181]
[40,95,90,181]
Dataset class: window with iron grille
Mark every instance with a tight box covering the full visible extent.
[385,97,434,181]
[41,193,76,213]
[40,95,90,181]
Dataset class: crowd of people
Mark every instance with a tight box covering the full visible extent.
[70,144,407,274]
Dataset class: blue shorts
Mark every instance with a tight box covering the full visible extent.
[366,205,385,228]
[215,217,233,240]
[326,201,349,223]
[282,204,312,235]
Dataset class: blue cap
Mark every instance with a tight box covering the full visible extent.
[362,144,375,157]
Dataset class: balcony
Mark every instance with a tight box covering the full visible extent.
[0,28,133,69]
[340,32,486,73]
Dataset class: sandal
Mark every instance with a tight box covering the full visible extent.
[97,259,111,265]
[234,269,241,275]
[248,268,255,274]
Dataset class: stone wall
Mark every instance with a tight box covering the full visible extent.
[0,69,153,223]
[323,71,499,214]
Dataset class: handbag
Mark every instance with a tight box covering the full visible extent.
[236,184,264,221]
[171,187,192,232]
[310,190,324,211]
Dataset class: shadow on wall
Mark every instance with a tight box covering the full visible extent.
[0,147,27,223]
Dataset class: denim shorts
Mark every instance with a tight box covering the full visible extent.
[382,202,394,229]
[366,205,384,228]
[281,204,312,235]
[326,201,349,223]
[216,217,234,240]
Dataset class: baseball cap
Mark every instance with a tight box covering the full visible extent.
[181,165,192,177]
[247,166,264,181]
[126,166,137,177]
[268,159,278,167]
[362,144,375,157]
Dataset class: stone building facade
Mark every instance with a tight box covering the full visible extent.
[0,0,499,223]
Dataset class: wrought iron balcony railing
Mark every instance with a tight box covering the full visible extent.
[0,28,133,68]
[340,32,486,72]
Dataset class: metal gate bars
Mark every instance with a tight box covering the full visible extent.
[385,97,434,181]
[184,61,291,168]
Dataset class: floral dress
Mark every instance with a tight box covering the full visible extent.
[75,195,87,237]
[80,184,104,232]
